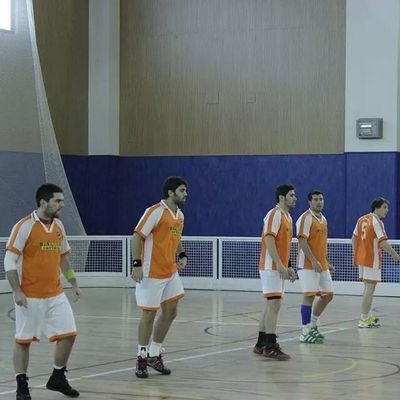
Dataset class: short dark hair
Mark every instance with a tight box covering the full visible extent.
[275,184,295,202]
[163,176,188,198]
[308,190,324,201]
[370,197,389,212]
[36,183,63,207]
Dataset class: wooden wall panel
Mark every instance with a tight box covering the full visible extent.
[120,0,345,155]
[33,0,88,155]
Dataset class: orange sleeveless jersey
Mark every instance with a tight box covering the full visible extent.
[353,213,387,269]
[259,206,293,271]
[296,210,329,270]
[135,201,184,279]
[6,211,70,298]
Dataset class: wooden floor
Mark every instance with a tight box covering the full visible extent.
[0,288,399,399]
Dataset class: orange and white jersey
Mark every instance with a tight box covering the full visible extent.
[296,209,329,270]
[6,211,70,299]
[259,206,293,271]
[353,213,387,269]
[134,200,184,279]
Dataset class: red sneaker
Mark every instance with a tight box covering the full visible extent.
[135,356,149,378]
[263,343,291,361]
[253,344,264,355]
[147,354,171,375]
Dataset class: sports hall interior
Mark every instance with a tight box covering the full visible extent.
[1,1,400,399]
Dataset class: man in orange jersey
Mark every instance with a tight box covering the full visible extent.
[296,191,334,344]
[131,176,188,378]
[4,184,81,400]
[352,197,400,328]
[253,184,297,360]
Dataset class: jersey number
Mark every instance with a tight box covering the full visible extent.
[361,221,368,240]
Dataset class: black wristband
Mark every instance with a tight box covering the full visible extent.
[133,259,142,267]
[178,251,187,259]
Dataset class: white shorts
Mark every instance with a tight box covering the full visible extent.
[135,272,184,310]
[297,269,334,296]
[259,270,285,299]
[358,266,381,283]
[15,292,77,344]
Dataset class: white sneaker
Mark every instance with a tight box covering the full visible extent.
[358,317,380,328]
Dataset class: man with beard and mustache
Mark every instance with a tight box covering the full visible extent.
[4,183,81,400]
[296,191,334,344]
[253,184,297,360]
[131,176,188,378]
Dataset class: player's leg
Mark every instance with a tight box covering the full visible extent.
[298,269,317,342]
[253,307,268,354]
[358,267,380,328]
[14,343,31,400]
[309,270,334,340]
[147,272,184,375]
[14,298,42,400]
[260,270,290,360]
[135,277,164,378]
[254,269,269,354]
[45,294,79,397]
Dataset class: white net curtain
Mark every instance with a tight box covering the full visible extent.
[0,0,85,236]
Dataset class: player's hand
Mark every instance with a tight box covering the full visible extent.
[132,266,143,283]
[312,260,323,273]
[177,257,187,271]
[392,253,400,262]
[277,263,289,280]
[328,263,336,273]
[72,285,81,302]
[13,290,27,308]
[288,267,297,282]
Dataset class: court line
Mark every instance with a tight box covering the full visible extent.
[0,326,349,395]
[74,314,345,328]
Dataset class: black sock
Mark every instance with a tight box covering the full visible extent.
[265,333,277,348]
[256,331,266,347]
[16,374,28,385]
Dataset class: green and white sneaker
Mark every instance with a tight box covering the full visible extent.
[358,316,380,328]
[299,329,324,344]
[309,327,325,340]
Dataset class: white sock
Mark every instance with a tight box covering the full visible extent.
[310,314,319,328]
[361,313,369,321]
[302,325,309,335]
[148,341,162,357]
[137,344,148,357]
[53,365,64,370]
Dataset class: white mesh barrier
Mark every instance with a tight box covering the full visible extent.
[1,236,400,295]
[0,0,85,237]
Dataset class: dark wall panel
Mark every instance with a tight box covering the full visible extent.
[61,153,400,239]
[345,153,398,238]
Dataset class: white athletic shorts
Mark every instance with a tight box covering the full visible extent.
[15,292,77,344]
[297,269,334,296]
[259,270,285,299]
[358,266,381,283]
[135,272,185,310]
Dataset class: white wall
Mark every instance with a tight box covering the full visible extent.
[345,0,400,152]
[89,0,120,155]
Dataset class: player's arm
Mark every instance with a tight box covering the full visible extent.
[4,251,27,308]
[61,253,81,301]
[298,237,322,272]
[351,234,357,265]
[177,241,187,271]
[265,235,289,279]
[380,240,400,261]
[131,232,144,282]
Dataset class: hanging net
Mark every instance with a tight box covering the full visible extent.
[0,0,86,236]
